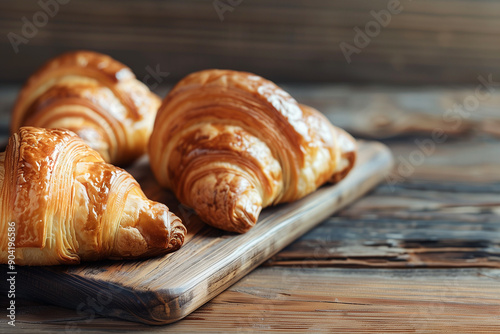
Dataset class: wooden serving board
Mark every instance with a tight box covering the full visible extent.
[1,141,392,325]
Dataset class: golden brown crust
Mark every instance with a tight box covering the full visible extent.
[149,69,356,233]
[0,127,186,266]
[10,50,161,165]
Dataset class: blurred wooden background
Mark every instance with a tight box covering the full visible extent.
[1,0,500,84]
[1,3,500,331]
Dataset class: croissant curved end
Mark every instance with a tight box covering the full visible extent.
[111,199,187,259]
[231,189,263,233]
[186,173,263,233]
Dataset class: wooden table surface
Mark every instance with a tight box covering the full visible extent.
[0,84,499,333]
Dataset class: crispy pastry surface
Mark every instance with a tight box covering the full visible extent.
[149,70,356,233]
[0,127,185,266]
[10,50,161,165]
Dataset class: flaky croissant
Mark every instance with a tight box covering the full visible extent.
[0,127,186,266]
[10,50,161,165]
[149,69,356,233]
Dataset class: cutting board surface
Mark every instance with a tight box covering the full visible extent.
[2,141,392,324]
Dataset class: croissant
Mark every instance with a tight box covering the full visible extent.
[10,50,161,165]
[149,69,356,233]
[0,127,186,266]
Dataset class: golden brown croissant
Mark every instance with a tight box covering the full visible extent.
[10,50,161,165]
[149,69,356,233]
[0,127,186,266]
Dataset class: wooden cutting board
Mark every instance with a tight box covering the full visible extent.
[1,141,392,325]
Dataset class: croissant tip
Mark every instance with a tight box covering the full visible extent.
[166,217,187,252]
[229,196,262,233]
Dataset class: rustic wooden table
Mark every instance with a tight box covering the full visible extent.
[0,85,499,333]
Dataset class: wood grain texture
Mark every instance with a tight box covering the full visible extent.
[1,0,500,84]
[0,85,499,332]
[2,268,500,333]
[4,84,500,142]
[282,85,500,139]
[268,136,500,269]
[0,141,393,325]
[268,186,500,268]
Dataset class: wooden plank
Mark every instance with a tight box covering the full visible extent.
[386,138,500,184]
[4,84,500,141]
[283,85,500,139]
[268,196,500,268]
[268,136,500,269]
[0,141,393,325]
[1,0,500,84]
[2,268,500,333]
